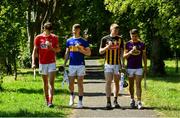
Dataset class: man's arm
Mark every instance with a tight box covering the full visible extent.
[32,46,38,68]
[78,47,91,56]
[63,48,70,67]
[99,38,111,55]
[123,46,136,59]
[142,50,147,74]
[49,43,61,53]
[120,47,125,68]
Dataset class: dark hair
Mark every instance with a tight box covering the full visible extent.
[72,24,81,29]
[44,22,53,31]
[130,29,139,34]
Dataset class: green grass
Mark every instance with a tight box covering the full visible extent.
[56,58,65,67]
[143,60,180,117]
[0,59,71,117]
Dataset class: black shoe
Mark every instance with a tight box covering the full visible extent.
[48,103,54,108]
[113,101,121,108]
[130,100,135,109]
[106,102,112,110]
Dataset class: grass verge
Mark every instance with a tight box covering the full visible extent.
[0,65,71,117]
[143,60,180,117]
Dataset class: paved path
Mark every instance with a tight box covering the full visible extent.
[70,59,158,117]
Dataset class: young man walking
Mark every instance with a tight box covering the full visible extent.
[32,22,60,107]
[64,24,91,108]
[99,23,124,109]
[124,29,147,109]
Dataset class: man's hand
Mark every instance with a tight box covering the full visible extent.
[76,45,84,51]
[129,46,136,54]
[32,63,36,69]
[106,41,113,49]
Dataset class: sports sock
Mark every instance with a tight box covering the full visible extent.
[79,96,83,101]
[45,95,49,103]
[70,92,74,96]
[107,97,111,103]
[114,97,117,102]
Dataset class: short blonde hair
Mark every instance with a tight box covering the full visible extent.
[110,23,119,31]
[72,24,81,30]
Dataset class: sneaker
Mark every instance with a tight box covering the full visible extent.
[130,99,136,109]
[77,101,83,108]
[113,101,121,108]
[69,95,75,106]
[106,102,112,110]
[47,103,54,108]
[137,101,143,109]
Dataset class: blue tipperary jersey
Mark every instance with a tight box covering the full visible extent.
[66,37,89,65]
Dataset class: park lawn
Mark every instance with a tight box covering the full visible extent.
[0,67,71,117]
[143,60,180,117]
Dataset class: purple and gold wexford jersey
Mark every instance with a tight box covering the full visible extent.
[125,40,146,69]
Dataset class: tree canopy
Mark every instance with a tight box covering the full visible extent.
[0,0,179,78]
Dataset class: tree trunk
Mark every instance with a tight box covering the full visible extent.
[5,57,12,75]
[174,51,179,73]
[27,0,60,55]
[13,56,17,81]
[151,37,166,76]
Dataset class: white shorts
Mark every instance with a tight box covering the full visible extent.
[127,68,143,77]
[69,65,86,76]
[104,64,120,75]
[39,63,56,75]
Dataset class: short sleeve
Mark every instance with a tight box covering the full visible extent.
[100,37,106,48]
[120,39,124,49]
[54,36,59,47]
[125,42,129,51]
[66,39,69,48]
[83,40,89,48]
[142,42,146,52]
[34,36,39,47]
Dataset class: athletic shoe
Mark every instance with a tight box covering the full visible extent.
[47,103,54,108]
[77,101,83,108]
[137,101,143,109]
[106,102,112,110]
[130,99,136,109]
[113,101,121,108]
[69,95,75,106]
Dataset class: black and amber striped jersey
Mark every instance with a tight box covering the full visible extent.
[100,35,124,65]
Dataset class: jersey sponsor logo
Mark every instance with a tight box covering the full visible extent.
[132,49,141,55]
[69,46,79,52]
[109,44,120,49]
[40,43,47,49]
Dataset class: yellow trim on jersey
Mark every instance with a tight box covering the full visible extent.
[109,50,112,65]
[114,49,117,64]
[105,50,108,64]
[69,46,79,52]
[118,48,120,64]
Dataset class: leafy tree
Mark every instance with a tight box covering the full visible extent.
[105,0,180,75]
[0,0,26,79]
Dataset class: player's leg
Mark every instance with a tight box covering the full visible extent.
[135,68,143,109]
[47,63,56,107]
[105,72,113,109]
[47,72,55,107]
[127,69,136,108]
[113,65,120,108]
[76,65,86,108]
[42,75,49,105]
[77,76,84,108]
[39,64,49,106]
[68,66,76,106]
